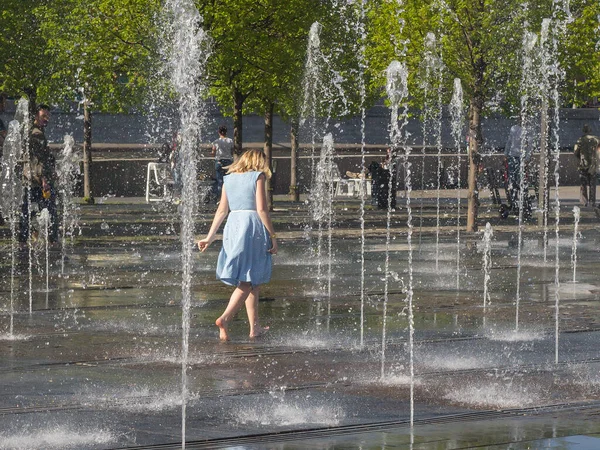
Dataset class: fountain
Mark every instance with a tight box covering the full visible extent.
[449,78,464,291]
[56,135,81,275]
[1,2,600,449]
[162,0,210,446]
[36,208,51,294]
[381,60,408,380]
[418,32,444,258]
[310,133,335,298]
[482,222,493,327]
[514,29,540,331]
[1,119,24,337]
[571,206,580,283]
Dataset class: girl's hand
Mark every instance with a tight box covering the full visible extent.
[197,237,211,252]
[268,238,278,255]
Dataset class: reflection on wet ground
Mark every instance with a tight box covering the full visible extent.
[1,200,600,448]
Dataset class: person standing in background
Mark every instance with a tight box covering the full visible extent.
[19,105,58,244]
[211,125,234,202]
[574,124,600,207]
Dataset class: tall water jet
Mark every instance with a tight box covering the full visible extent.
[302,22,324,182]
[482,222,493,328]
[12,99,34,313]
[449,78,464,291]
[301,21,347,180]
[1,119,24,336]
[37,208,51,294]
[301,22,335,290]
[418,33,444,252]
[310,133,335,298]
[381,60,408,380]
[515,30,539,331]
[162,0,210,446]
[539,19,553,261]
[548,2,570,364]
[571,206,580,283]
[56,135,81,275]
[355,0,368,348]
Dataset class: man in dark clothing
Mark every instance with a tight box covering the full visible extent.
[19,104,58,244]
[574,124,600,207]
[369,148,397,209]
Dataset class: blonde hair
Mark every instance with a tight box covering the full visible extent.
[226,149,272,178]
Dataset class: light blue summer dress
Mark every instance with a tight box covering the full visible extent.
[216,171,272,286]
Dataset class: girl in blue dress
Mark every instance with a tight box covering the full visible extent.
[197,149,278,341]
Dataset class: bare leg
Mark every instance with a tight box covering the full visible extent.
[216,283,252,341]
[246,286,269,338]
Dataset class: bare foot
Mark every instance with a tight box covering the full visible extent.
[215,317,229,341]
[249,325,269,339]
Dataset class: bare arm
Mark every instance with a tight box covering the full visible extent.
[197,187,229,252]
[255,174,278,255]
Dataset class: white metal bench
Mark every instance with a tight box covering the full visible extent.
[145,162,171,203]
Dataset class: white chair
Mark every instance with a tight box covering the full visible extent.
[331,164,354,197]
[145,162,171,203]
[350,177,372,198]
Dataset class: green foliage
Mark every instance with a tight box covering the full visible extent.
[198,0,362,121]
[561,0,600,106]
[0,0,53,99]
[36,0,161,112]
[366,0,599,115]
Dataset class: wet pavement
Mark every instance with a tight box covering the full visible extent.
[1,189,600,449]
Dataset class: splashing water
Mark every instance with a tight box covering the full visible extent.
[1,118,25,337]
[37,208,51,293]
[56,135,81,275]
[310,133,335,297]
[381,61,407,378]
[515,29,539,331]
[355,0,368,348]
[449,78,464,291]
[302,22,324,182]
[162,0,210,447]
[482,222,493,327]
[549,6,568,364]
[571,206,580,283]
[539,19,553,261]
[383,63,411,426]
[418,33,444,254]
[0,426,115,449]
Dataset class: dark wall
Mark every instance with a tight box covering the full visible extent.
[84,150,582,198]
[2,101,598,150]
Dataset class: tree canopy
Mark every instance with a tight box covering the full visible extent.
[36,0,161,112]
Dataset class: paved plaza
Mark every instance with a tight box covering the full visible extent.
[1,189,600,449]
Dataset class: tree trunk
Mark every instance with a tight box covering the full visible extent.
[82,101,94,204]
[466,96,483,232]
[263,102,274,210]
[289,118,300,202]
[233,88,244,157]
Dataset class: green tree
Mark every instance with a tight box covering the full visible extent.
[198,0,334,205]
[0,0,54,114]
[366,0,533,231]
[561,0,600,106]
[37,0,161,202]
